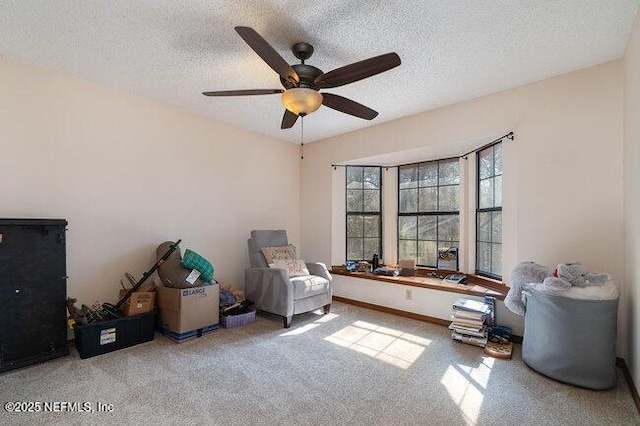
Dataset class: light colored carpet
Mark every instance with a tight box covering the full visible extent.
[1,301,638,426]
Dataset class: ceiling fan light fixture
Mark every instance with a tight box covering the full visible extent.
[281,88,323,116]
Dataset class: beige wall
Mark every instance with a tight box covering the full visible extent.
[624,8,640,395]
[0,58,301,305]
[302,60,624,347]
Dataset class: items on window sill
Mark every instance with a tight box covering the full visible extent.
[443,274,467,284]
[356,261,372,273]
[371,254,379,270]
[437,247,459,271]
[399,258,416,276]
[427,271,445,279]
[373,266,400,276]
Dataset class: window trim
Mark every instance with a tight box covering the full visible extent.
[345,166,383,262]
[475,142,502,280]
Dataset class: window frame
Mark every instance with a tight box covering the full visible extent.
[345,166,383,262]
[396,157,461,269]
[475,142,503,279]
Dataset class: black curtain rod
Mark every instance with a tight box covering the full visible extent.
[331,131,514,168]
[331,164,392,170]
[461,131,514,159]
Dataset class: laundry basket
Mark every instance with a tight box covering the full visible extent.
[522,286,618,389]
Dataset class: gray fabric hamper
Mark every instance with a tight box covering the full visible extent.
[522,287,618,389]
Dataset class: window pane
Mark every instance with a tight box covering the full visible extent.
[418,187,437,212]
[347,215,363,237]
[346,166,363,189]
[419,163,438,187]
[346,166,381,264]
[491,243,502,276]
[494,175,502,207]
[418,216,437,240]
[399,159,460,270]
[439,159,460,185]
[494,143,502,176]
[346,189,364,212]
[347,238,363,261]
[364,238,380,261]
[479,148,493,179]
[438,185,459,211]
[399,188,418,213]
[477,212,491,242]
[438,215,459,242]
[398,216,417,239]
[399,165,418,189]
[477,242,492,273]
[492,211,502,243]
[363,215,379,237]
[479,178,493,209]
[399,240,417,261]
[476,143,503,279]
[418,240,437,267]
[363,167,380,189]
[363,190,380,212]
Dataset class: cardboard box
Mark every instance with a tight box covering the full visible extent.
[118,289,155,316]
[156,284,219,335]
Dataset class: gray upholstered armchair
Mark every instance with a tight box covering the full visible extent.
[245,230,332,328]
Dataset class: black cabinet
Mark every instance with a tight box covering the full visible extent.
[0,219,69,372]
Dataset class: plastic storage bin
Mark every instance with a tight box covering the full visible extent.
[522,287,618,389]
[221,307,256,328]
[74,311,155,359]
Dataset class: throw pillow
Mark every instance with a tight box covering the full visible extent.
[261,245,296,264]
[180,249,214,283]
[273,258,310,277]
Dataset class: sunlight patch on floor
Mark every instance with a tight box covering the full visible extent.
[324,320,431,369]
[280,323,321,336]
[440,356,495,424]
[278,313,339,336]
[315,313,339,323]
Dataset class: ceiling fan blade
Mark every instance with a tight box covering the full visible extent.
[281,109,299,129]
[202,89,283,97]
[321,93,378,120]
[315,52,401,89]
[235,26,299,84]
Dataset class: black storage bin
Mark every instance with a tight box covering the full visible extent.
[0,219,69,373]
[74,311,155,359]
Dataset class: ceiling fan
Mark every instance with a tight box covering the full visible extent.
[203,26,401,129]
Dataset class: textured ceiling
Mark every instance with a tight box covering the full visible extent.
[0,1,638,143]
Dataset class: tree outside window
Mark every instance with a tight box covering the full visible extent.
[346,166,382,262]
[476,143,502,278]
[398,159,460,267]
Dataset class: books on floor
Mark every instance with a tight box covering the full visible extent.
[450,297,494,348]
[452,298,492,314]
[451,331,488,347]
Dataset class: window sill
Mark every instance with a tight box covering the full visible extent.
[330,266,507,301]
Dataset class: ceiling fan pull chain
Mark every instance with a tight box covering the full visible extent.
[300,115,305,160]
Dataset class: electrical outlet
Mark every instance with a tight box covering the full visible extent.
[405,288,413,300]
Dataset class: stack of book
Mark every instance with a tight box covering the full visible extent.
[450,298,493,348]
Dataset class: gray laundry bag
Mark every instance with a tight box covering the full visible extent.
[522,287,618,389]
